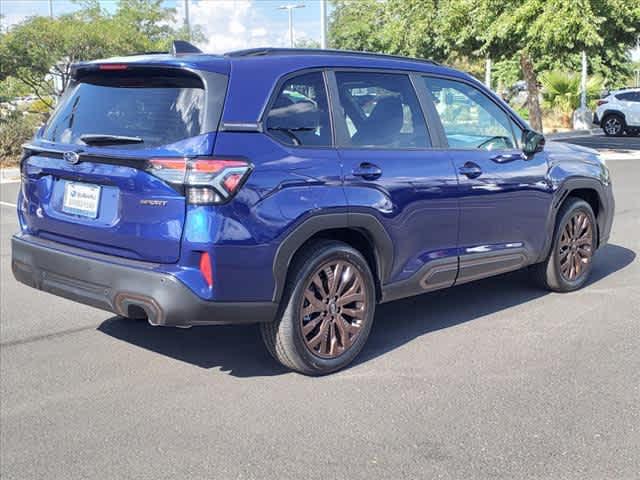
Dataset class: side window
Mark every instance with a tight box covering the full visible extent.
[617,92,640,102]
[266,72,331,147]
[423,77,517,151]
[334,72,430,148]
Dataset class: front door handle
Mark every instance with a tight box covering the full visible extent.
[353,162,382,180]
[491,153,525,163]
[458,162,482,179]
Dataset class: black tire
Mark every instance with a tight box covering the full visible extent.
[601,113,625,136]
[531,197,597,292]
[260,240,376,375]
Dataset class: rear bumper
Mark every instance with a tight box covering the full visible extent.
[11,234,277,326]
[593,113,600,125]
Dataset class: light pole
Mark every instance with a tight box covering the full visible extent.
[49,0,53,18]
[184,0,191,41]
[580,50,587,111]
[320,0,327,49]
[278,4,305,48]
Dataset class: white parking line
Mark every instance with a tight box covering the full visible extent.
[0,201,17,208]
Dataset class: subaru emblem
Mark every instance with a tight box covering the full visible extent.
[64,151,80,165]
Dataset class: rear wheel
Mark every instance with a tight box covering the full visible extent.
[531,198,597,292]
[602,114,625,136]
[261,240,376,375]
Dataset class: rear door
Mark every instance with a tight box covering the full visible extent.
[19,66,227,263]
[331,70,460,296]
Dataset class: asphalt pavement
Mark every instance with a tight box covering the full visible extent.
[1,138,639,479]
[555,132,640,151]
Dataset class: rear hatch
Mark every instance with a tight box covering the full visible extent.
[19,61,228,263]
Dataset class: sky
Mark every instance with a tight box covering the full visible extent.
[0,0,329,52]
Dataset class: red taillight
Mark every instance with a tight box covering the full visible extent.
[146,157,251,205]
[98,63,129,71]
[596,100,608,106]
[199,252,214,287]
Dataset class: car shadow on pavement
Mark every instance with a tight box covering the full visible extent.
[97,243,635,377]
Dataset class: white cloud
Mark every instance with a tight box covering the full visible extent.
[177,0,285,53]
[177,0,318,53]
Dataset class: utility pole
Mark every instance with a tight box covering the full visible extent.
[485,58,492,90]
[184,0,191,41]
[49,0,53,18]
[320,0,327,49]
[278,4,305,48]
[580,50,587,111]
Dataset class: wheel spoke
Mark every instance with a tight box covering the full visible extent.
[339,314,361,334]
[337,266,353,297]
[337,292,364,307]
[302,315,324,336]
[341,306,365,319]
[304,291,325,312]
[311,273,329,298]
[308,318,330,351]
[325,263,341,298]
[576,236,592,247]
[334,316,352,350]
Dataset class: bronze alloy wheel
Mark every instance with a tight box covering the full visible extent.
[558,211,593,281]
[300,260,368,359]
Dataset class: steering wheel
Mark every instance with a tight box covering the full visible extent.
[476,136,511,150]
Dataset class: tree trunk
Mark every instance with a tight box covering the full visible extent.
[520,51,543,132]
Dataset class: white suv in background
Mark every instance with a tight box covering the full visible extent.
[594,88,640,136]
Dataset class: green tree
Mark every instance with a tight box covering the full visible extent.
[0,15,120,107]
[330,0,640,131]
[329,0,445,60]
[0,0,202,108]
[438,0,640,131]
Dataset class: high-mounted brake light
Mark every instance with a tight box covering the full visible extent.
[98,64,129,71]
[147,158,252,205]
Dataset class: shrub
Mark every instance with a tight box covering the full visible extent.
[540,70,604,113]
[0,112,41,167]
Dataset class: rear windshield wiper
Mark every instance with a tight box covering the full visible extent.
[79,134,144,146]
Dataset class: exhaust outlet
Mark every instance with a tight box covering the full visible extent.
[114,292,164,326]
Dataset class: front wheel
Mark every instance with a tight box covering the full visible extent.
[261,240,376,375]
[531,197,597,292]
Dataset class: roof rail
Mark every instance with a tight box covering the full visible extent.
[224,48,439,65]
[171,40,202,56]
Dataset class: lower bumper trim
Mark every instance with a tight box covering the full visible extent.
[11,234,277,326]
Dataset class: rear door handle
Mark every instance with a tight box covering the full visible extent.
[458,162,482,179]
[353,162,382,180]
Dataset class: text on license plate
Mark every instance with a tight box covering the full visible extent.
[62,182,101,218]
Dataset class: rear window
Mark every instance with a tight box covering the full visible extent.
[42,71,211,148]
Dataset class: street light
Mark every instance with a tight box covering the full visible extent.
[184,0,191,42]
[277,4,305,48]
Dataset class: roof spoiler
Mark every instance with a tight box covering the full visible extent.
[171,40,202,56]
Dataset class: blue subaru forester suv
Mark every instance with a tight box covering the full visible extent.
[12,43,614,374]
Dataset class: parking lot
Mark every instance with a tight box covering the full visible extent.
[1,137,638,479]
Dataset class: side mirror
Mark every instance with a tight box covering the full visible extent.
[522,129,545,156]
